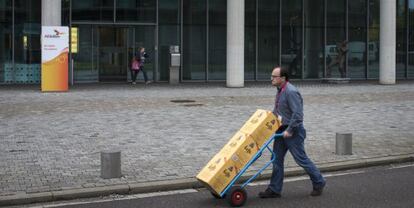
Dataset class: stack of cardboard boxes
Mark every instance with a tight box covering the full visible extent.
[196,109,281,195]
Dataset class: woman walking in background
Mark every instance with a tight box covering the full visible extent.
[130,55,140,85]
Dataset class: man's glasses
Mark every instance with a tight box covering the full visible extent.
[271,75,281,79]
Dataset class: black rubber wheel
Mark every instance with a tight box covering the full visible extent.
[211,191,224,199]
[226,186,247,207]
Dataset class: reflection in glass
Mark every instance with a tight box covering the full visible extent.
[244,0,256,80]
[326,0,346,78]
[409,0,414,78]
[98,27,127,81]
[0,0,12,83]
[134,26,155,82]
[73,25,98,83]
[368,0,380,79]
[258,0,279,80]
[159,0,180,81]
[304,0,324,79]
[397,0,407,79]
[348,0,367,79]
[183,0,206,80]
[14,0,41,83]
[208,0,226,80]
[116,0,156,22]
[72,0,113,22]
[281,0,302,79]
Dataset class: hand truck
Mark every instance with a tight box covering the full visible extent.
[210,133,284,207]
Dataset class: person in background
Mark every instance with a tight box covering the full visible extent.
[259,66,326,198]
[327,40,348,78]
[138,47,151,84]
[288,15,302,76]
[130,55,140,85]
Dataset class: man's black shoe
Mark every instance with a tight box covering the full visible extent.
[258,188,281,198]
[310,184,325,196]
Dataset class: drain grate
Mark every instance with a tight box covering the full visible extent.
[170,99,196,103]
[183,103,204,107]
[9,149,28,153]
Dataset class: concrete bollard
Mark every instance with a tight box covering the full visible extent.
[100,150,121,179]
[335,133,352,155]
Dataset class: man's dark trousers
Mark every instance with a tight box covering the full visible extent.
[268,125,326,193]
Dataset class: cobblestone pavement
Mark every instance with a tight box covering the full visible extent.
[0,81,414,196]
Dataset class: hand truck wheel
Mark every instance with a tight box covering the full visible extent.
[226,185,247,207]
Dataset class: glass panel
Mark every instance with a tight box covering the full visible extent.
[116,0,156,22]
[159,0,180,81]
[397,0,407,79]
[208,0,226,80]
[0,0,12,84]
[183,0,206,80]
[326,0,346,78]
[73,25,98,82]
[98,27,127,81]
[348,0,367,79]
[126,27,134,82]
[72,0,113,22]
[304,0,324,79]
[62,0,70,26]
[133,26,155,82]
[368,0,380,79]
[14,0,41,84]
[258,0,279,80]
[281,0,302,79]
[245,0,256,80]
[409,0,414,77]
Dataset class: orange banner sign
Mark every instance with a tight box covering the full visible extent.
[41,26,69,92]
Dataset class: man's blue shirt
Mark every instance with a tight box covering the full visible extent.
[272,82,304,133]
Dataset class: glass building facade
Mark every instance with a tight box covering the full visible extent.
[1,0,414,84]
[0,0,41,84]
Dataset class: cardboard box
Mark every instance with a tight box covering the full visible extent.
[222,131,259,167]
[196,132,258,195]
[196,151,242,195]
[239,109,281,147]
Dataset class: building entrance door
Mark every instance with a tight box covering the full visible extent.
[71,25,156,83]
[97,26,156,82]
[98,27,128,82]
[125,26,156,83]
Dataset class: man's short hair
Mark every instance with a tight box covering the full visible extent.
[280,66,289,81]
[275,66,289,81]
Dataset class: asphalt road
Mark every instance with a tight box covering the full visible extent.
[25,163,414,208]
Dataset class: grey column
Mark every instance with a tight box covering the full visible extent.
[226,0,245,88]
[41,0,61,26]
[379,0,395,84]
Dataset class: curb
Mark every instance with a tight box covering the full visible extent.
[1,154,413,207]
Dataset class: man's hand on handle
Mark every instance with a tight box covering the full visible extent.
[283,130,292,138]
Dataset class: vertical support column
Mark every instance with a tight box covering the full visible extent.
[41,0,61,26]
[379,0,396,84]
[226,0,245,88]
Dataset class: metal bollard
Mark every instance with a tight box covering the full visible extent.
[101,150,121,179]
[335,133,352,155]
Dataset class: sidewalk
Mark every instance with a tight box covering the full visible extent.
[1,81,414,206]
